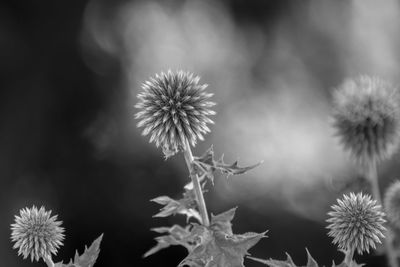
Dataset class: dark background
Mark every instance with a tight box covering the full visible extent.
[1,0,400,266]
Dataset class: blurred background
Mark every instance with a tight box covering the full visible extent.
[1,0,400,266]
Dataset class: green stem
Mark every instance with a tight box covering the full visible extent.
[183,139,210,226]
[366,160,398,267]
[43,255,55,267]
[344,247,355,267]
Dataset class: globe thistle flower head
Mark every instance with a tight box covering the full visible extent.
[11,206,65,262]
[326,192,386,254]
[332,75,400,163]
[135,70,216,158]
[384,180,400,228]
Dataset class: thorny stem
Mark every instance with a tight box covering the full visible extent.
[366,160,398,267]
[44,255,55,267]
[344,247,355,267]
[183,138,210,226]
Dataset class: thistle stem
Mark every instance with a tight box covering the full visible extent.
[366,160,398,267]
[183,139,210,226]
[44,255,55,267]
[344,247,355,266]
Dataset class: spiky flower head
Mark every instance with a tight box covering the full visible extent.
[11,206,65,262]
[384,180,400,228]
[327,192,386,254]
[135,70,216,158]
[332,75,400,163]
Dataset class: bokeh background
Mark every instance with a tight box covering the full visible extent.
[1,0,400,266]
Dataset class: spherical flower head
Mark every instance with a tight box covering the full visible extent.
[384,180,400,228]
[11,206,65,262]
[327,192,386,254]
[135,70,216,158]
[332,75,400,163]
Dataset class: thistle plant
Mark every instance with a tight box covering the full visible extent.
[11,206,103,267]
[332,75,400,267]
[137,70,265,266]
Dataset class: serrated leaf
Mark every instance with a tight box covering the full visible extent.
[215,155,263,176]
[210,207,237,235]
[144,225,199,258]
[192,145,262,184]
[55,234,103,267]
[248,249,365,267]
[192,146,217,184]
[151,189,202,223]
[179,226,267,267]
[73,234,103,267]
[247,249,318,267]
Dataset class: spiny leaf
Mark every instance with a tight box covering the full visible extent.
[216,155,263,176]
[210,207,237,235]
[179,226,267,267]
[151,188,202,223]
[192,146,217,184]
[72,234,103,267]
[247,253,295,267]
[55,234,103,267]
[248,249,364,267]
[247,249,318,267]
[178,208,267,267]
[143,225,197,258]
[192,145,262,184]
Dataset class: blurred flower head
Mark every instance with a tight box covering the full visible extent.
[11,206,65,262]
[135,70,216,158]
[384,180,400,228]
[332,75,400,163]
[326,192,386,254]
